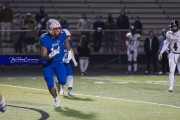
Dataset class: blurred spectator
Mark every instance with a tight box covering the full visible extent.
[77,35,91,76]
[77,13,90,41]
[93,15,105,52]
[105,13,116,52]
[24,13,37,53]
[35,6,46,24]
[158,29,169,74]
[126,25,140,74]
[116,9,129,52]
[0,2,13,42]
[59,15,69,29]
[132,16,143,35]
[12,13,24,53]
[37,13,49,36]
[144,31,159,74]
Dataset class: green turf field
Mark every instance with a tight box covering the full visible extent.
[0,75,180,120]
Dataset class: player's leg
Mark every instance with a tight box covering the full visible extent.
[55,79,64,95]
[55,63,68,95]
[54,63,67,92]
[0,94,6,112]
[168,53,176,92]
[176,54,180,74]
[133,50,138,74]
[127,52,132,74]
[43,64,60,107]
[66,63,74,96]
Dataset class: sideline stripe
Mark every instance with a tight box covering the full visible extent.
[0,84,180,109]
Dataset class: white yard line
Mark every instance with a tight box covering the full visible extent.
[82,77,173,86]
[0,84,180,109]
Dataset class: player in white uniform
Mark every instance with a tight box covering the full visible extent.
[126,25,140,74]
[159,20,180,92]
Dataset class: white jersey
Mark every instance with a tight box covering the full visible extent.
[161,30,180,54]
[126,32,140,50]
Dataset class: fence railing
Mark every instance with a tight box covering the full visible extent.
[0,29,163,55]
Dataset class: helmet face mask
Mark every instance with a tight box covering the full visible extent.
[169,20,179,32]
[46,19,62,37]
[171,26,178,32]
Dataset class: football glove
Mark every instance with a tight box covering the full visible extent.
[72,59,78,66]
[67,50,72,61]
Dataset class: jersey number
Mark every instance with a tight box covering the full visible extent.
[129,40,134,45]
[173,42,178,51]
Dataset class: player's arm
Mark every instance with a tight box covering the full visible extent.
[64,38,71,51]
[158,39,170,60]
[64,38,72,61]
[125,37,130,48]
[134,36,140,49]
[41,45,60,60]
[41,45,50,60]
[159,32,171,60]
[71,49,78,66]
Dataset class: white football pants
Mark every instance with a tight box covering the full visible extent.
[168,53,180,90]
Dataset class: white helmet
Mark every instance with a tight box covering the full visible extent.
[46,19,62,36]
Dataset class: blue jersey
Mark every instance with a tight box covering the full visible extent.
[39,30,67,63]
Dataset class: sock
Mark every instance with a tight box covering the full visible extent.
[68,87,72,90]
[55,96,59,102]
[67,76,73,88]
[56,80,58,83]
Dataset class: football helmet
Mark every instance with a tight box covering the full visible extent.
[130,25,136,35]
[46,19,62,37]
[169,20,179,28]
[169,20,179,32]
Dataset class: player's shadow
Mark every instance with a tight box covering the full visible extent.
[63,95,94,101]
[55,107,97,119]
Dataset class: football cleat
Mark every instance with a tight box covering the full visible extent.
[54,99,60,107]
[0,102,6,112]
[68,90,74,97]
[168,89,173,92]
[168,87,173,92]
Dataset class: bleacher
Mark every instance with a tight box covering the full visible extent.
[0,0,180,54]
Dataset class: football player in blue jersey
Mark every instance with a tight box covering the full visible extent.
[56,29,78,97]
[0,94,6,112]
[39,19,72,107]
